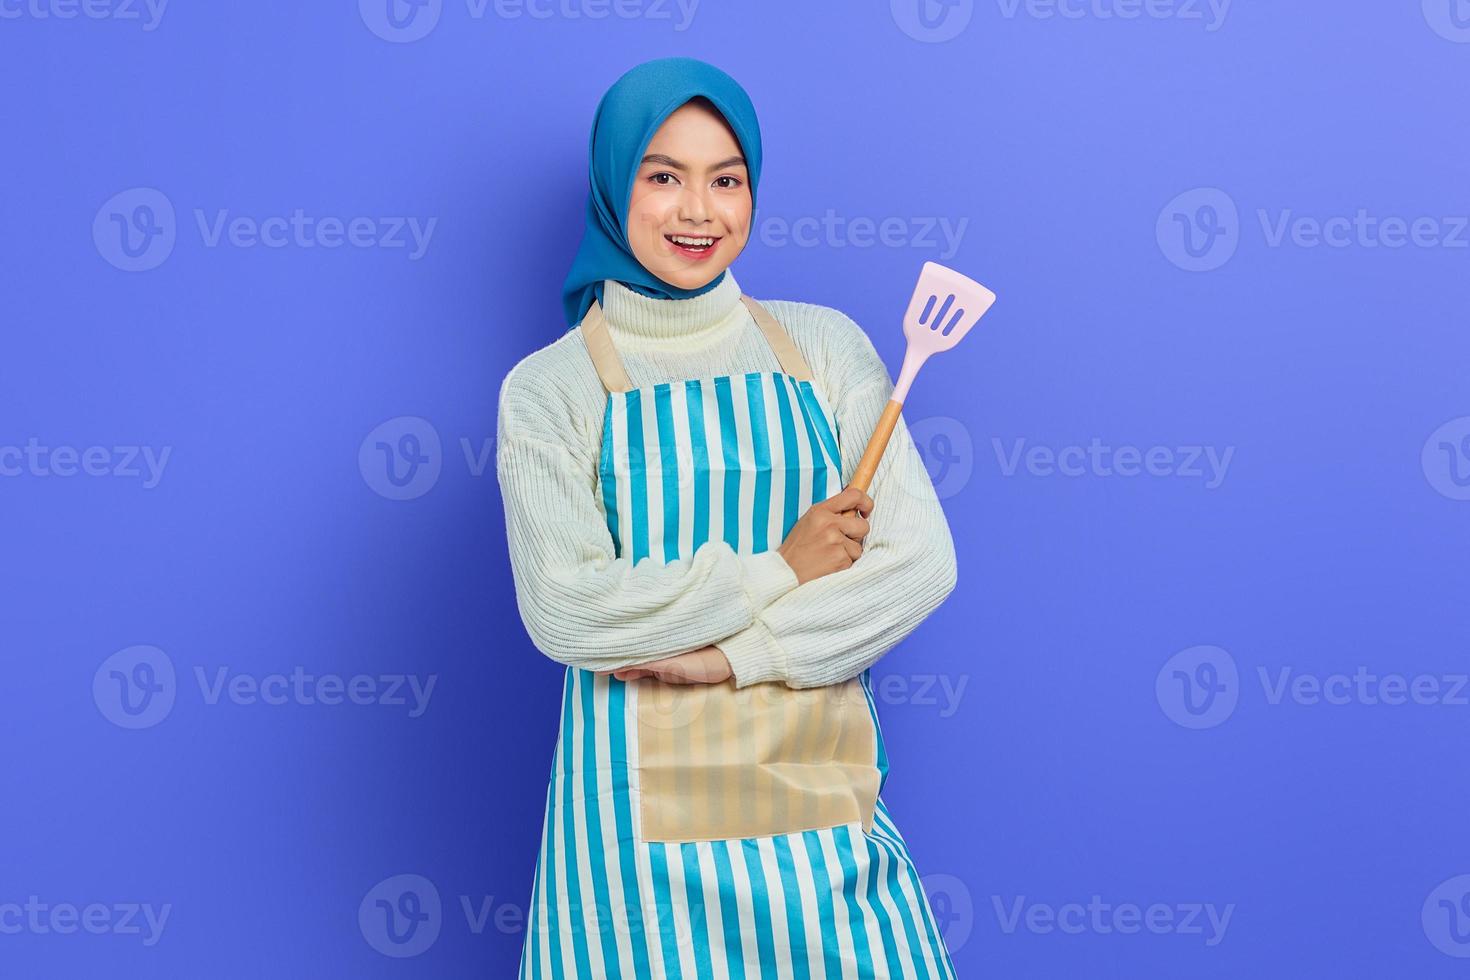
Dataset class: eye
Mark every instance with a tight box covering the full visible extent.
[713,175,743,189]
[648,172,679,186]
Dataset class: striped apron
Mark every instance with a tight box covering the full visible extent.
[519,295,957,979]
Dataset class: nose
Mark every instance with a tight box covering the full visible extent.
[675,183,711,226]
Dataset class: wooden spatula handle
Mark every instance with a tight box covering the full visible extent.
[849,399,904,494]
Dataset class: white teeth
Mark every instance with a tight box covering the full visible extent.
[670,235,715,246]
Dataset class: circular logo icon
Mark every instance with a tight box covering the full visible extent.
[1422,416,1470,501]
[359,0,441,42]
[1156,645,1239,729]
[920,872,974,953]
[1156,188,1239,272]
[1423,875,1470,957]
[93,188,176,272]
[890,0,974,42]
[630,672,709,732]
[1423,0,1470,42]
[359,873,442,957]
[359,416,442,501]
[93,645,176,729]
[907,415,974,501]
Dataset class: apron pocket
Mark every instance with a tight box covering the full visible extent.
[633,677,881,843]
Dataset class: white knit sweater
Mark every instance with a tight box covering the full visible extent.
[495,269,958,689]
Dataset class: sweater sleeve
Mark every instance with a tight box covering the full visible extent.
[496,362,800,672]
[713,308,960,690]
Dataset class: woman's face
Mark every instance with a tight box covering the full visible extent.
[626,100,752,290]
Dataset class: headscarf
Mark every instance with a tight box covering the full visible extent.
[561,56,763,329]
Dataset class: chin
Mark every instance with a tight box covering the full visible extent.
[663,268,727,290]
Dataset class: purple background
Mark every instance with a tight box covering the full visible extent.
[5,1,1470,976]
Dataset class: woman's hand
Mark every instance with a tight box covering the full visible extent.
[606,645,733,685]
[777,486,874,585]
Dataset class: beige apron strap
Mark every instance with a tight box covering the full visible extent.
[741,295,813,382]
[576,299,634,394]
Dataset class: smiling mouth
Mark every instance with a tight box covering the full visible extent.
[665,234,721,256]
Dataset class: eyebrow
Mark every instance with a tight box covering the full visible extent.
[641,153,747,171]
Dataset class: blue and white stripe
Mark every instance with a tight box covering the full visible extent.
[520,370,956,978]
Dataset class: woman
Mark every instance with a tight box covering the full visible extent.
[497,56,960,978]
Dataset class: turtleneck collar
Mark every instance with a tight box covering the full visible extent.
[600,269,746,353]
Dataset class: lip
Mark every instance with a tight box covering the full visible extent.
[664,234,722,262]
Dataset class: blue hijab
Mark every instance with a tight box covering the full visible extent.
[561,57,763,329]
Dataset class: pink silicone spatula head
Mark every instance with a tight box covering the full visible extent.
[893,261,997,403]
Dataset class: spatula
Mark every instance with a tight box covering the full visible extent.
[848,261,997,494]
